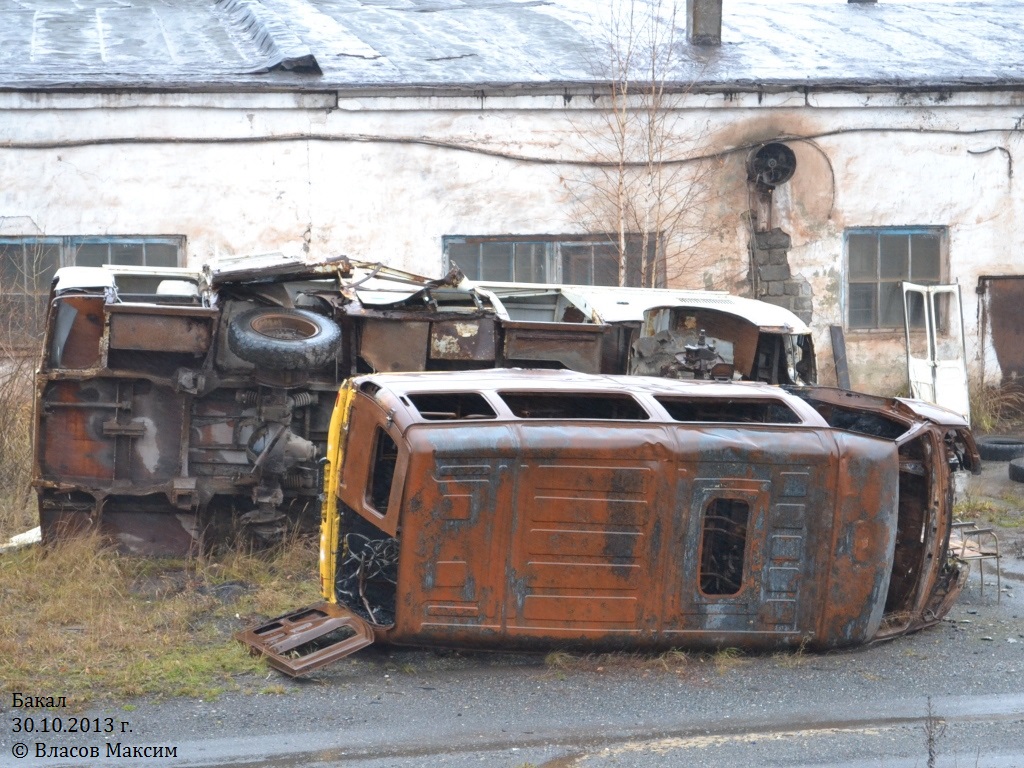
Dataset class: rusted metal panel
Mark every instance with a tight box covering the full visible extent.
[107,304,215,354]
[39,380,118,483]
[794,385,978,640]
[235,603,375,677]
[50,296,105,369]
[429,318,496,361]
[268,368,976,674]
[359,319,429,372]
[37,378,186,487]
[980,276,1024,388]
[502,321,605,372]
[815,432,898,645]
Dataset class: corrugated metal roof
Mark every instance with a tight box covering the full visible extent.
[0,0,1021,91]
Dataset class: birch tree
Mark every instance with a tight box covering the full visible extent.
[564,0,716,288]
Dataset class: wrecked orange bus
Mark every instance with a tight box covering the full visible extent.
[238,369,978,676]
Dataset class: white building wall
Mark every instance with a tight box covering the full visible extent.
[1,89,1021,393]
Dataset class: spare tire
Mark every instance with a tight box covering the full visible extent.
[228,307,341,371]
[1010,458,1024,484]
[975,435,1024,462]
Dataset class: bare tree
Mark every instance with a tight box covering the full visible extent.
[0,238,51,534]
[563,0,718,289]
[1,237,57,349]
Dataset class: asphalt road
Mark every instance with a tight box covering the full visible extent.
[5,467,1024,768]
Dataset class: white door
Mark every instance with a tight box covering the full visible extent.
[902,282,970,423]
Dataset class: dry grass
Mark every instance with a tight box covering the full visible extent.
[0,348,325,704]
[0,532,321,706]
[970,379,1024,435]
[0,352,36,540]
[710,646,747,674]
[771,634,813,668]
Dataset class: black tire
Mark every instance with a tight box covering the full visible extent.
[975,435,1024,462]
[1010,458,1024,483]
[228,307,341,371]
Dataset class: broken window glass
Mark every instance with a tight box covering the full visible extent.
[699,498,750,596]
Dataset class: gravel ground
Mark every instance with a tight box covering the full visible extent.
[4,464,1024,767]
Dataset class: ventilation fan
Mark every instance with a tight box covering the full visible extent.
[747,143,797,187]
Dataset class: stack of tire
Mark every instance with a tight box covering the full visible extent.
[975,436,1024,483]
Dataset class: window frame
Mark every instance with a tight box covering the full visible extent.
[365,426,400,517]
[844,227,946,331]
[0,237,62,347]
[698,497,752,597]
[69,236,184,269]
[0,235,186,344]
[443,234,662,288]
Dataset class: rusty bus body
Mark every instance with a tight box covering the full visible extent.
[237,369,978,676]
[32,255,816,554]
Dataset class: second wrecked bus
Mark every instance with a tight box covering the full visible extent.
[239,368,978,675]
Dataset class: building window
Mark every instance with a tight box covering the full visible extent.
[72,238,181,268]
[443,235,661,287]
[0,238,61,347]
[846,228,944,330]
[0,236,185,344]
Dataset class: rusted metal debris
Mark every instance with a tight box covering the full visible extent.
[32,254,816,554]
[31,252,980,668]
[238,369,978,675]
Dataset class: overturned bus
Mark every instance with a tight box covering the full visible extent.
[32,254,815,554]
[236,369,979,676]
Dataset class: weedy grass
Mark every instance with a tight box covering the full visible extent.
[0,353,36,541]
[955,494,1024,530]
[771,634,812,668]
[710,646,747,674]
[970,380,1024,435]
[0,533,321,705]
